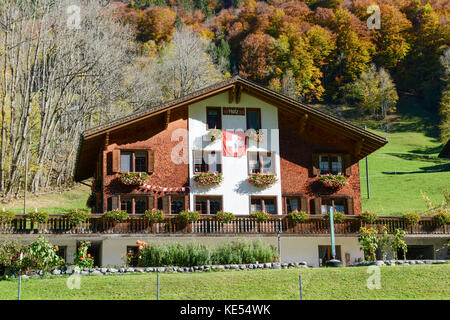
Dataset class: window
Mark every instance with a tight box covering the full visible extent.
[194,151,222,173]
[319,154,342,175]
[248,152,274,174]
[206,107,221,130]
[126,246,140,267]
[321,198,346,215]
[246,108,261,130]
[55,246,67,263]
[120,151,147,173]
[318,245,342,266]
[250,197,277,214]
[170,197,184,215]
[195,196,222,215]
[120,197,148,214]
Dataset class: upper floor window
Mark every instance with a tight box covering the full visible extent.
[206,107,222,130]
[120,151,147,173]
[194,150,222,173]
[246,108,261,130]
[248,152,274,175]
[319,154,342,175]
[321,198,346,215]
[250,197,277,214]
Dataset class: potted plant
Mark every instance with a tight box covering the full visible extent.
[193,171,223,187]
[288,210,308,232]
[360,211,378,225]
[433,210,450,226]
[64,209,89,229]
[0,208,15,224]
[247,129,264,143]
[28,208,49,234]
[208,129,222,142]
[119,172,149,185]
[144,209,165,232]
[402,212,420,226]
[248,173,277,187]
[216,211,235,232]
[104,209,129,232]
[251,211,271,232]
[318,174,348,190]
[179,210,200,233]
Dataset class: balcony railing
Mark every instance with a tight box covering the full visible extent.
[0,214,447,236]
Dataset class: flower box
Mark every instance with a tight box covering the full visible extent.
[248,173,277,187]
[193,172,223,187]
[119,172,149,185]
[318,174,348,190]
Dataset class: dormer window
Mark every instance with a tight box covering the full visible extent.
[319,154,343,175]
[120,151,147,173]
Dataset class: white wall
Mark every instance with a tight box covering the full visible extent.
[188,92,282,215]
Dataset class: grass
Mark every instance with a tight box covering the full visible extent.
[0,265,448,300]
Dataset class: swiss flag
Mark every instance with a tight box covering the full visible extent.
[223,130,246,157]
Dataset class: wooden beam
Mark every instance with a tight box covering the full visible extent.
[354,139,364,157]
[104,132,109,150]
[165,110,171,129]
[228,86,235,104]
[299,113,309,134]
[235,84,242,104]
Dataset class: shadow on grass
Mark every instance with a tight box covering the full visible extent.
[387,153,450,164]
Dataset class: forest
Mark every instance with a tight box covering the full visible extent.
[0,0,448,200]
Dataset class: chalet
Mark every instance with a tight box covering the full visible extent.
[1,76,448,267]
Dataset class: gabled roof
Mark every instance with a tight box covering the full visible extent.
[74,76,388,181]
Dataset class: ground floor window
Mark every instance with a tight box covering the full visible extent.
[195,196,222,215]
[398,245,434,260]
[55,246,67,263]
[170,196,184,214]
[126,246,140,267]
[318,245,342,266]
[120,197,148,214]
[250,197,277,214]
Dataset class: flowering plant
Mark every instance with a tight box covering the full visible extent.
[402,212,420,226]
[104,209,129,223]
[74,241,94,269]
[324,211,346,223]
[28,208,49,223]
[288,210,309,224]
[119,172,149,185]
[251,211,270,222]
[144,209,165,223]
[64,209,89,226]
[433,210,450,226]
[358,227,378,261]
[247,129,264,143]
[179,210,200,224]
[208,129,222,142]
[318,174,348,190]
[216,211,235,223]
[248,173,277,187]
[193,171,223,187]
[360,211,378,224]
[0,208,15,224]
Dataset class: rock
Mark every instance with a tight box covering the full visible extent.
[126,268,135,273]
[31,274,40,279]
[272,263,281,269]
[145,268,153,272]
[424,260,433,264]
[281,263,288,269]
[65,267,74,275]
[21,275,29,279]
[119,268,126,273]
[239,264,246,270]
[416,260,424,264]
[52,269,61,275]
[157,267,165,273]
[299,261,307,266]
[108,268,118,273]
[91,270,103,276]
[81,271,89,276]
[217,265,225,270]
[264,263,272,268]
[100,268,108,273]
[375,261,385,266]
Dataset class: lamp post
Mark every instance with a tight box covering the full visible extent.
[325,210,342,267]
[277,230,281,262]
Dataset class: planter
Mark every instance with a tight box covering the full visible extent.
[248,173,277,188]
[193,172,223,187]
[318,174,348,190]
[109,222,130,233]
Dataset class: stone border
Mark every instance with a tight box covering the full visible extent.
[349,260,449,267]
[16,262,309,279]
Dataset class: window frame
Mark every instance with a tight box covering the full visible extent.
[206,107,222,130]
[246,108,261,131]
[249,196,277,215]
[169,195,185,215]
[194,196,223,215]
[247,151,275,175]
[318,153,343,176]
[320,197,347,215]
[119,195,149,214]
[120,150,148,173]
[282,194,305,214]
[193,150,222,174]
[318,245,342,266]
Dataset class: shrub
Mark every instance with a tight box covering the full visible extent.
[144,209,165,223]
[74,241,94,269]
[179,210,200,224]
[193,171,223,187]
[119,172,149,185]
[64,209,89,226]
[288,210,309,224]
[391,229,407,260]
[211,240,278,265]
[318,174,348,190]
[360,211,378,224]
[251,211,270,222]
[0,208,15,224]
[324,211,346,223]
[0,241,23,275]
[358,227,378,261]
[28,209,49,223]
[248,173,277,187]
[216,211,235,223]
[402,212,420,226]
[433,210,450,226]
[104,209,129,223]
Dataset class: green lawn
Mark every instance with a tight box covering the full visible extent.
[0,265,448,300]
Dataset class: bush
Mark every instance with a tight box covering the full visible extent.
[74,241,94,269]
[216,211,235,223]
[144,209,165,223]
[137,240,278,267]
[360,211,378,224]
[0,241,23,275]
[25,236,64,271]
[0,208,15,224]
[28,209,49,223]
[288,210,309,224]
[104,209,129,223]
[324,211,346,223]
[179,210,200,224]
[433,210,450,226]
[251,211,270,222]
[402,212,420,226]
[64,209,89,226]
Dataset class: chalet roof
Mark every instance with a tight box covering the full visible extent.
[74,76,388,181]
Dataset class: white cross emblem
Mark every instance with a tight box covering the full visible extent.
[226,133,245,155]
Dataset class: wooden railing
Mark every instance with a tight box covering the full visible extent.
[0,214,447,235]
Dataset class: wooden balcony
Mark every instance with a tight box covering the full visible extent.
[0,214,448,236]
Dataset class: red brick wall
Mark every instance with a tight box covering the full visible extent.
[101,107,189,211]
[278,109,362,215]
